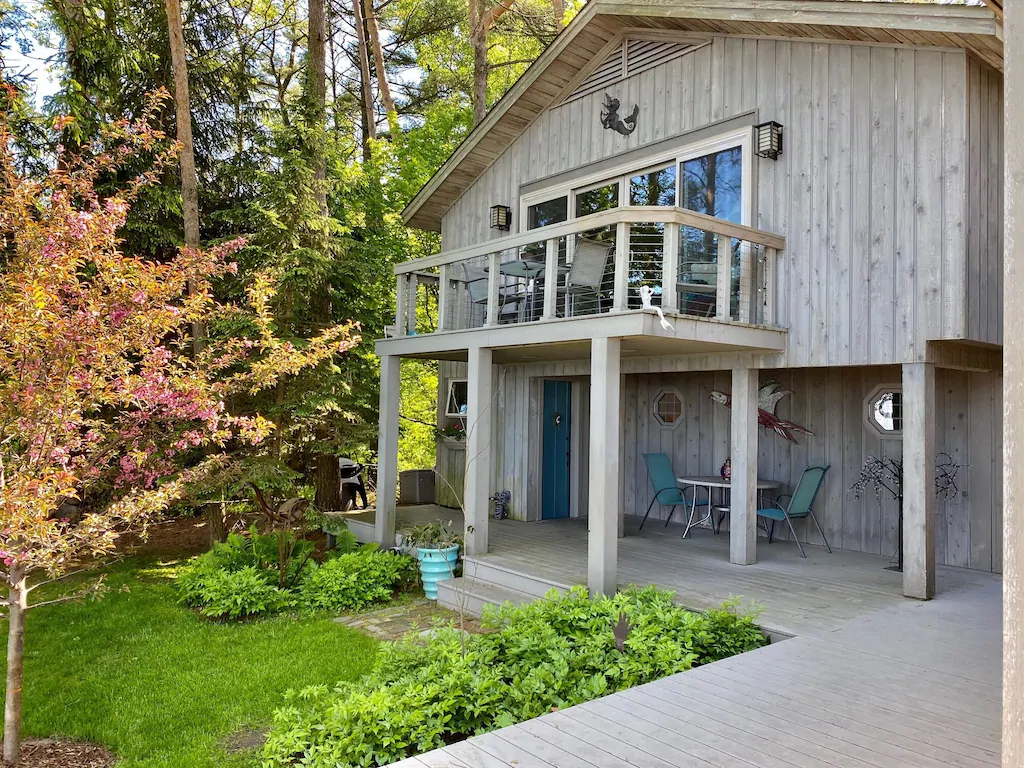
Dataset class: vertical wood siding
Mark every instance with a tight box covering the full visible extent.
[439,37,972,367]
[965,57,1004,346]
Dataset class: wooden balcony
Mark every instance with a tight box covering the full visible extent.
[382,207,787,362]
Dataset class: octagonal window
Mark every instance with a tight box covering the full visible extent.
[865,386,902,438]
[654,389,684,428]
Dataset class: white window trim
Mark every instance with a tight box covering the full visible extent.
[445,379,468,417]
[519,126,754,230]
[864,384,903,439]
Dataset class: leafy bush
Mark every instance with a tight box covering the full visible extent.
[211,525,316,589]
[179,565,294,620]
[301,549,416,612]
[262,586,766,767]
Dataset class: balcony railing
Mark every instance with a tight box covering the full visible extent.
[391,207,784,337]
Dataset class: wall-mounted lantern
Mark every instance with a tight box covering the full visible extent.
[754,121,784,160]
[490,204,512,231]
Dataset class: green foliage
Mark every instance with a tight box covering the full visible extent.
[262,586,766,767]
[6,558,378,768]
[400,521,463,550]
[301,548,416,612]
[187,566,295,620]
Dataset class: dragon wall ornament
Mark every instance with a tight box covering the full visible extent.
[601,94,639,136]
[710,382,814,444]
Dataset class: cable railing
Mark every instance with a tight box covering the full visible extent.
[390,207,783,337]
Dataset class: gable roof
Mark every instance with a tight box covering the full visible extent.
[403,0,1003,232]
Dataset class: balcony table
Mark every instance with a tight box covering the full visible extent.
[676,476,782,539]
[485,259,570,321]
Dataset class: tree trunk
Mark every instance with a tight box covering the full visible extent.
[350,0,377,157]
[469,0,489,126]
[314,457,342,512]
[308,0,328,215]
[363,0,398,135]
[552,0,565,30]
[4,569,27,767]
[165,0,204,355]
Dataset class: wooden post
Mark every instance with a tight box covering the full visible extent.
[486,252,500,326]
[902,362,935,600]
[762,246,777,326]
[437,265,449,331]
[1005,0,1023,760]
[716,236,732,321]
[612,222,630,312]
[395,274,407,336]
[737,241,753,323]
[543,237,559,320]
[375,354,400,546]
[407,273,419,334]
[464,346,493,555]
[588,336,621,595]
[662,224,679,313]
[730,368,758,565]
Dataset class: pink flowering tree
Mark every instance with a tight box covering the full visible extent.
[0,88,357,766]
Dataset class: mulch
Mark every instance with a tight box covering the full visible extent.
[14,740,115,768]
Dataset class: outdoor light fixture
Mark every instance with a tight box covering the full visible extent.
[754,121,783,160]
[490,204,512,231]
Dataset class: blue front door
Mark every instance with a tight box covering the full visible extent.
[542,380,572,520]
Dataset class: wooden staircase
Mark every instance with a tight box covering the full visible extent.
[436,555,573,616]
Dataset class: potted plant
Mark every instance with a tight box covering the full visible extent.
[401,521,463,600]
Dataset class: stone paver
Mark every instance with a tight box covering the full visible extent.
[334,598,487,640]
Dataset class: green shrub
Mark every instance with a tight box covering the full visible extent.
[262,585,766,767]
[301,548,416,612]
[182,565,294,620]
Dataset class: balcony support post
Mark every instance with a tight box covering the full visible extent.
[437,265,449,331]
[716,236,732,321]
[465,345,493,556]
[588,336,621,596]
[662,225,679,313]
[543,237,559,320]
[612,222,630,312]
[902,362,936,600]
[375,353,401,546]
[729,367,759,565]
[486,252,500,326]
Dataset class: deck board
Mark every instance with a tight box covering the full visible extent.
[379,507,1001,768]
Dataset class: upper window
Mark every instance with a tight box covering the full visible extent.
[446,379,468,417]
[629,165,676,206]
[653,389,684,428]
[865,386,902,437]
[527,197,568,230]
[575,181,620,218]
[680,146,742,223]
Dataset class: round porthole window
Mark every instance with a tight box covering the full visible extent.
[865,385,902,438]
[654,389,684,428]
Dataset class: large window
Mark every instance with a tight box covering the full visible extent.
[629,165,676,206]
[574,181,620,218]
[527,196,568,230]
[679,147,742,222]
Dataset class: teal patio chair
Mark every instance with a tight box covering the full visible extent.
[757,464,832,558]
[641,453,708,531]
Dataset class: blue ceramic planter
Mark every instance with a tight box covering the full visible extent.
[417,545,459,599]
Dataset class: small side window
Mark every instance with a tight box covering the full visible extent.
[527,197,568,229]
[446,379,469,417]
[865,386,902,437]
[654,389,684,428]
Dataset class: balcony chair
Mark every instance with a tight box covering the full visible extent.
[565,237,612,315]
[641,452,708,531]
[757,464,832,558]
[463,264,523,323]
[680,261,717,317]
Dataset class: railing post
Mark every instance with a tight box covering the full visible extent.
[543,237,559,320]
[612,222,630,312]
[395,274,407,336]
[661,224,679,314]
[407,272,419,334]
[437,265,449,331]
[737,241,753,324]
[762,247,777,326]
[716,236,732,321]
[486,251,500,326]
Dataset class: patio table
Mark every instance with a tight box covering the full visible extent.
[485,259,570,320]
[676,476,782,539]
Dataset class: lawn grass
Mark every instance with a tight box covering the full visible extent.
[3,558,379,768]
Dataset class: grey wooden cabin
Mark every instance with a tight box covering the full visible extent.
[374,0,1005,602]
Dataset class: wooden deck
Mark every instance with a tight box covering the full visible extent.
[369,507,1002,767]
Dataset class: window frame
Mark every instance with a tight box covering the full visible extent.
[653,388,685,429]
[864,384,903,438]
[445,379,469,418]
[518,126,754,230]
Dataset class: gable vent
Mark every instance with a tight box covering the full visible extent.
[563,37,704,104]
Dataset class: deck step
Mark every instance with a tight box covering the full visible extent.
[462,556,574,598]
[436,577,540,616]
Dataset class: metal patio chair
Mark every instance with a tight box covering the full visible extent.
[757,464,832,558]
[641,452,708,531]
[463,264,523,322]
[564,237,612,315]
